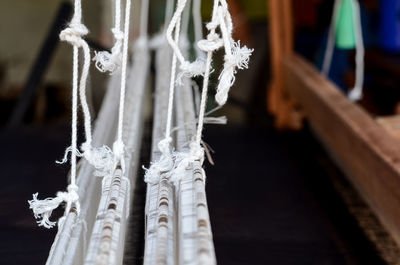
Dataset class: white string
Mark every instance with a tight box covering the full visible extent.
[322,0,341,76]
[348,0,364,101]
[93,0,124,74]
[167,0,252,185]
[322,0,364,101]
[144,0,185,184]
[113,0,132,170]
[28,0,88,228]
[166,0,206,85]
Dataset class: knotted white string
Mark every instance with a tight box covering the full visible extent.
[144,0,185,184]
[113,0,132,173]
[212,1,253,106]
[93,0,124,74]
[81,0,132,178]
[28,0,87,228]
[168,0,252,184]
[166,0,207,85]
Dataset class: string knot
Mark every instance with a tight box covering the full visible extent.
[59,22,88,47]
[198,32,224,52]
[81,142,115,177]
[113,140,125,159]
[216,41,253,106]
[176,59,206,85]
[144,137,174,184]
[169,143,204,184]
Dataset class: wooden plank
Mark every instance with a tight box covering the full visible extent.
[284,54,400,246]
[267,0,303,129]
[377,116,400,141]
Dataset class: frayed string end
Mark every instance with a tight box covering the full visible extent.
[216,41,253,106]
[56,146,83,164]
[28,184,79,229]
[93,28,123,74]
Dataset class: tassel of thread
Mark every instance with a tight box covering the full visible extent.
[216,41,253,106]
[93,0,124,74]
[28,184,79,229]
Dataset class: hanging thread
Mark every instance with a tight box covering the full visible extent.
[28,0,88,228]
[169,0,253,184]
[93,0,124,74]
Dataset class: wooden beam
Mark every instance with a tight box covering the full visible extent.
[267,0,303,129]
[284,54,400,246]
[376,116,400,141]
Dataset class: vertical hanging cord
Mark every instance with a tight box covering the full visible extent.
[322,0,342,76]
[28,0,88,229]
[348,0,364,101]
[93,0,124,74]
[144,0,185,184]
[166,17,181,138]
[167,0,207,85]
[113,0,132,168]
[194,0,219,147]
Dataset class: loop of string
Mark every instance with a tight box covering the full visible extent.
[93,0,124,74]
[166,0,207,85]
[28,0,88,228]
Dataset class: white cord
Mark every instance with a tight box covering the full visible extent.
[348,0,364,101]
[28,0,88,228]
[322,0,341,76]
[93,0,124,74]
[113,0,132,168]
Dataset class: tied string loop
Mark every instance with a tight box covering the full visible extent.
[28,184,80,229]
[59,21,88,47]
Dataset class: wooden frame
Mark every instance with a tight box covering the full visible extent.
[268,0,400,246]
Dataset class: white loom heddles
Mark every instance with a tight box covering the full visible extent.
[28,0,252,263]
